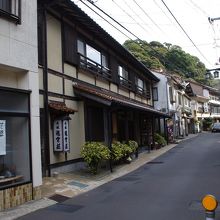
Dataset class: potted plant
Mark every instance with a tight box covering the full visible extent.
[81,142,110,174]
[154,133,166,149]
[128,140,138,158]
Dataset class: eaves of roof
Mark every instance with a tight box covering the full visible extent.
[73,80,169,117]
[41,0,159,82]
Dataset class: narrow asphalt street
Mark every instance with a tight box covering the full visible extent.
[18,133,220,220]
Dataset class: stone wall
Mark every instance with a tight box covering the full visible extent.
[0,183,41,211]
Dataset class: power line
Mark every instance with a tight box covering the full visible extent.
[132,0,164,34]
[112,0,151,36]
[122,0,153,33]
[77,0,208,76]
[79,0,142,40]
[186,0,209,17]
[160,0,212,66]
[78,0,133,40]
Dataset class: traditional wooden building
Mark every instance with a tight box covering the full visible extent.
[38,0,168,176]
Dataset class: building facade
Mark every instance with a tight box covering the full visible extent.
[153,71,193,141]
[0,0,41,210]
[38,0,169,176]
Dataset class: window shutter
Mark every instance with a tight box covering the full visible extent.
[63,24,77,65]
[110,57,119,84]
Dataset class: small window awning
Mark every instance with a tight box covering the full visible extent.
[49,101,77,114]
[73,81,170,117]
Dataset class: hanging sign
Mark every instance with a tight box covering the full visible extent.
[53,120,63,152]
[0,120,6,155]
[63,120,70,152]
[53,119,70,152]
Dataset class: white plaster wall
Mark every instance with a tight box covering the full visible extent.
[48,73,63,94]
[47,15,62,73]
[64,79,74,96]
[66,101,85,160]
[39,94,44,108]
[0,0,38,72]
[130,92,135,99]
[152,72,168,112]
[78,72,95,85]
[64,63,77,78]
[49,100,85,164]
[110,83,118,93]
[203,89,209,98]
[119,88,130,97]
[38,68,43,90]
[96,79,109,90]
[0,0,42,187]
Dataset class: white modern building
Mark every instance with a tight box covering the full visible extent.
[0,0,42,210]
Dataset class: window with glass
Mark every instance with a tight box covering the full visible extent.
[0,0,11,13]
[118,65,129,84]
[169,87,175,103]
[0,0,21,24]
[153,87,158,101]
[77,39,109,77]
[178,93,182,105]
[135,77,144,92]
[184,97,190,107]
[197,102,204,113]
[0,90,31,189]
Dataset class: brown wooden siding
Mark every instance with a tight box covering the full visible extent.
[63,23,77,66]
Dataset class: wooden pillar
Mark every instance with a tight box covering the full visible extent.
[158,117,161,133]
[102,108,113,172]
[125,110,129,141]
[152,115,155,146]
[164,117,168,144]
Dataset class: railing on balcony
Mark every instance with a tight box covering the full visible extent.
[135,85,151,99]
[0,0,21,24]
[78,54,111,80]
[118,75,132,90]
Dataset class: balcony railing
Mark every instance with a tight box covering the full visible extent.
[135,85,151,99]
[118,75,132,90]
[0,0,21,24]
[78,54,111,80]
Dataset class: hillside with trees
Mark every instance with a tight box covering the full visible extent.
[123,39,215,86]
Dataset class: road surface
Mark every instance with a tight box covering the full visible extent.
[18,133,220,220]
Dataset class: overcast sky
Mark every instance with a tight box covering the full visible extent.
[73,0,220,70]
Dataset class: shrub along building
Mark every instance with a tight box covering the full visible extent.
[37,0,169,176]
[0,0,42,210]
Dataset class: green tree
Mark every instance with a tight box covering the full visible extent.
[123,39,214,86]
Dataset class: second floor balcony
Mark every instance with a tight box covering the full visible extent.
[78,53,111,80]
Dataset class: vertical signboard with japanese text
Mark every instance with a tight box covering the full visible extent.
[63,120,70,152]
[0,120,6,155]
[53,119,70,152]
[53,120,63,152]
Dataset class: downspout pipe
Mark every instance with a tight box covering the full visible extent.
[41,5,51,177]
